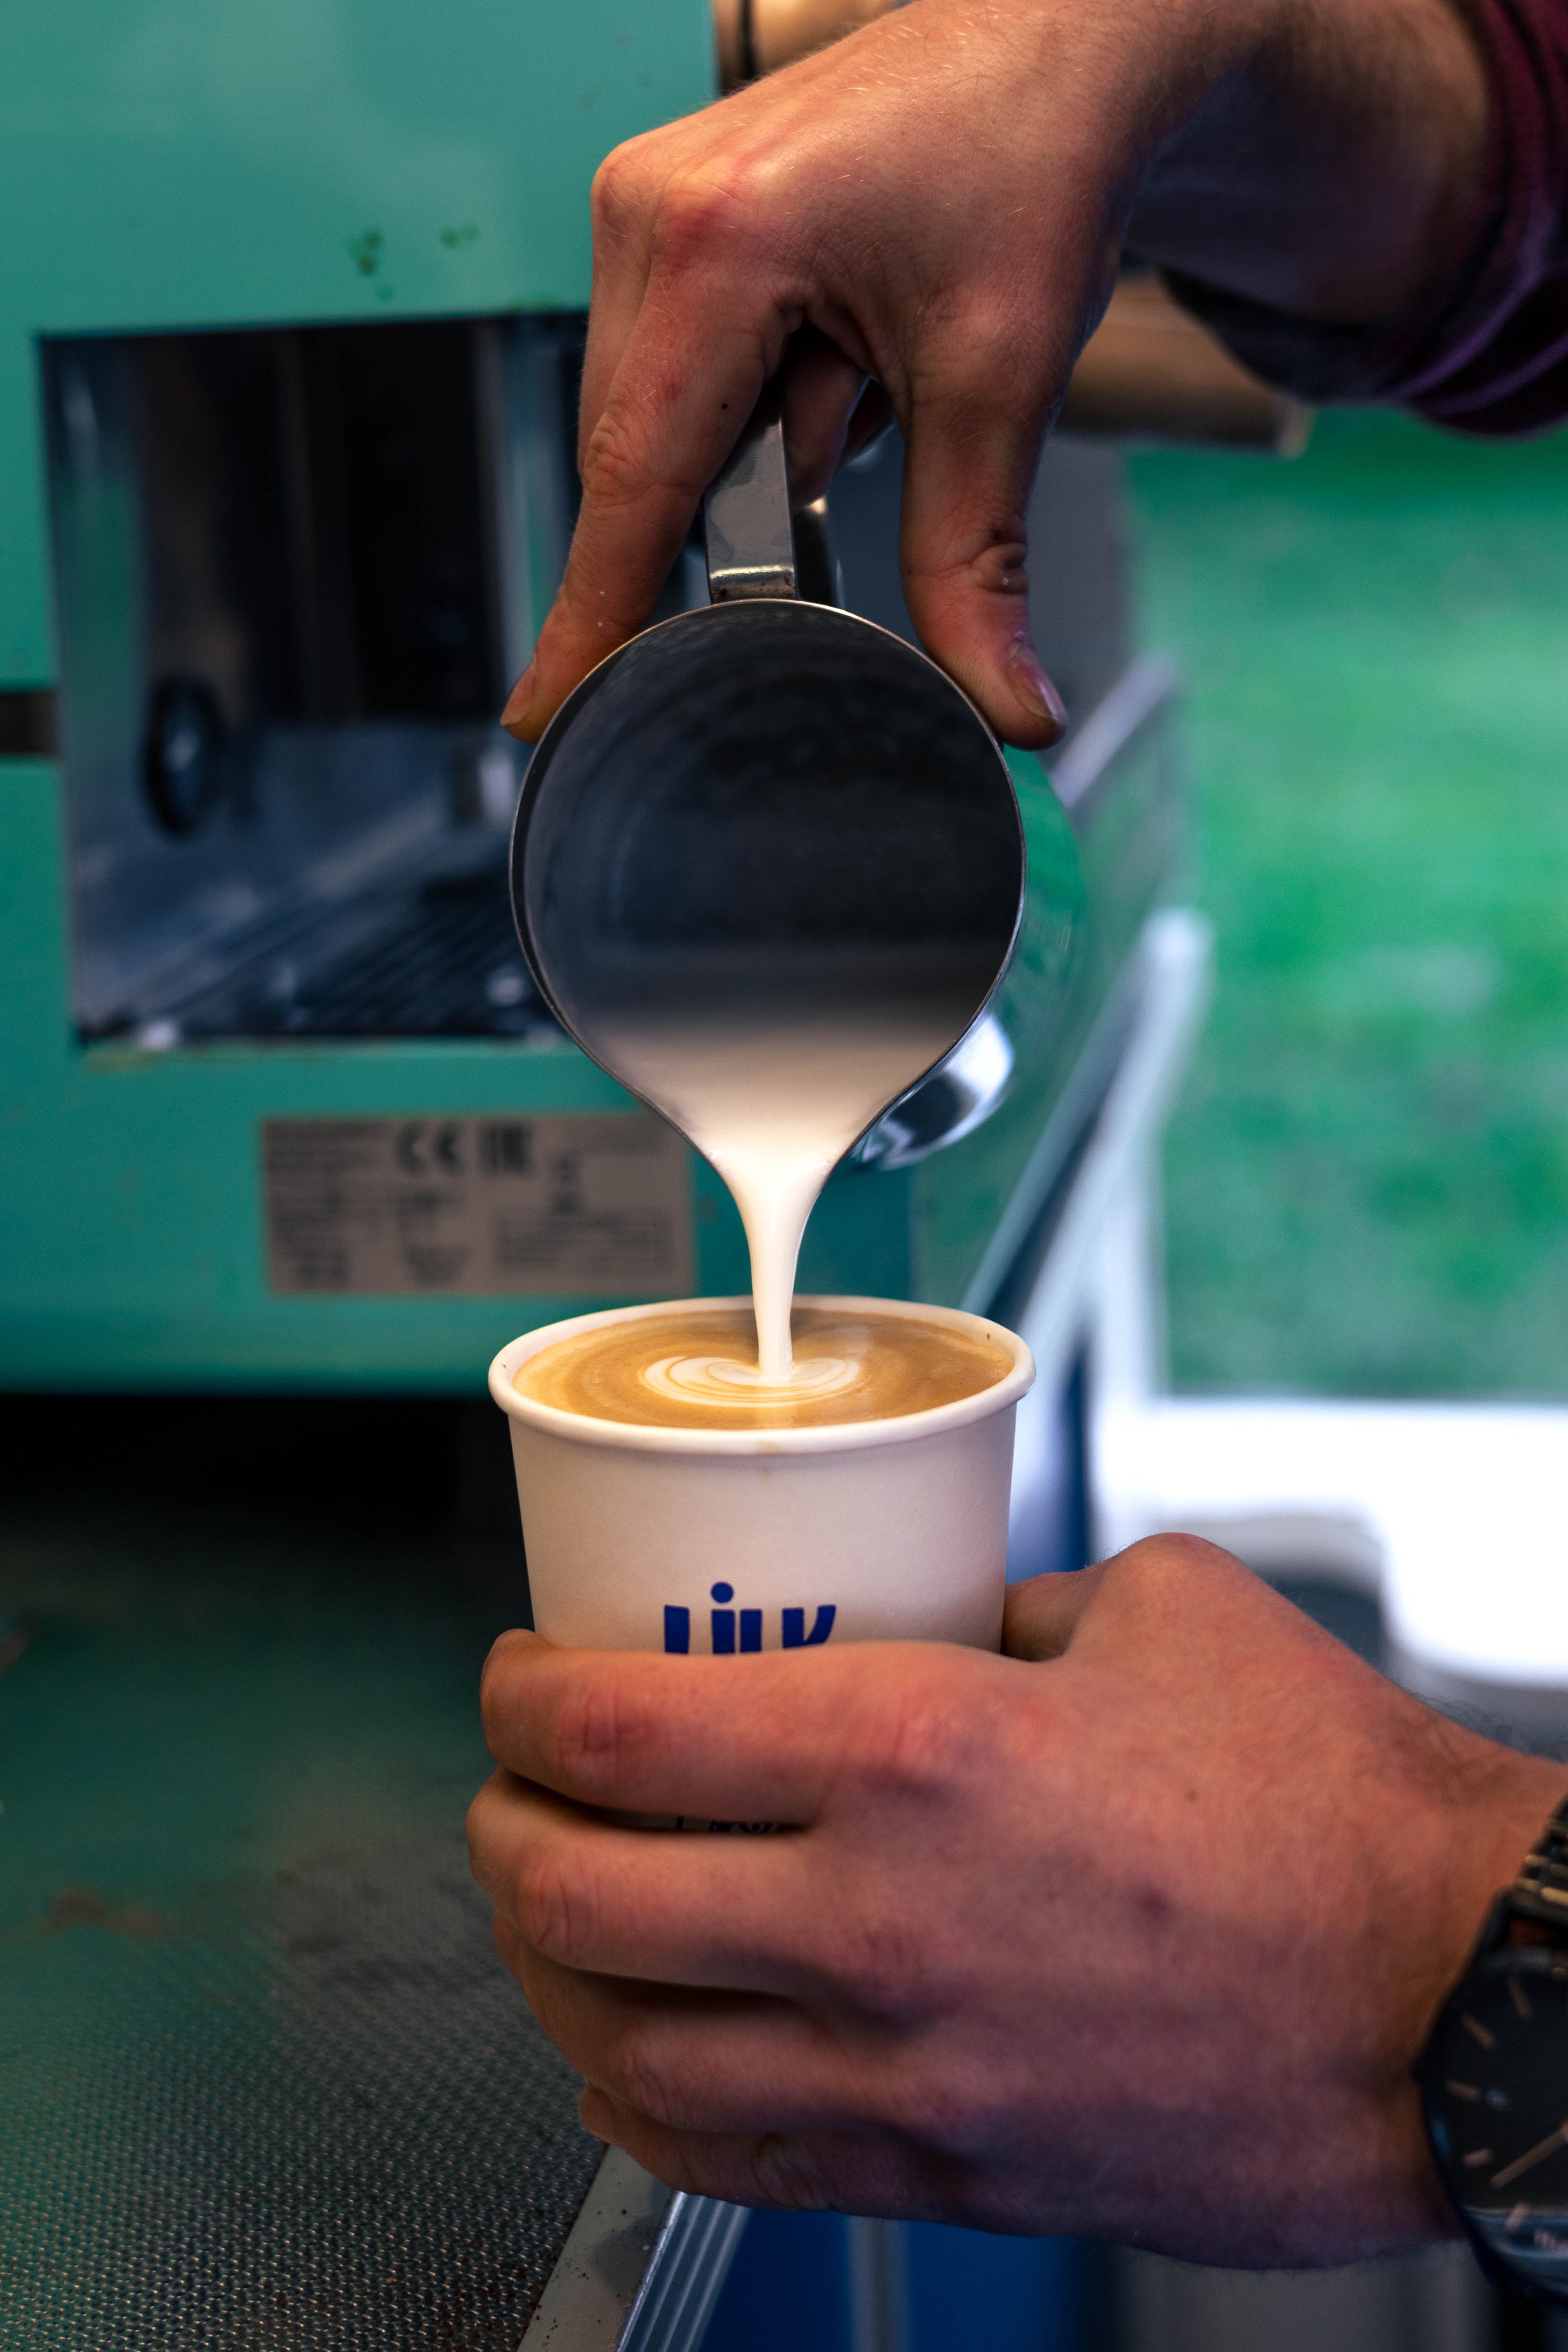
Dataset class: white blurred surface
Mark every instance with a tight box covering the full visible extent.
[1005,902,1568,1706]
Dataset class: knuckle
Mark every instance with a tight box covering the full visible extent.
[1163,1530,1237,1574]
[464,1781,495,1870]
[644,2129,723,2201]
[910,482,1032,587]
[590,138,659,235]
[544,1662,627,1797]
[514,1842,592,1965]
[836,1911,931,2020]
[478,1637,524,1756]
[478,1668,503,1754]
[652,159,761,266]
[577,406,658,513]
[912,315,1032,422]
[854,1665,984,1807]
[606,2022,686,2129]
[751,2134,831,2211]
[519,1967,582,2062]
[1120,1530,1237,1594]
[575,407,710,539]
[881,2059,988,2156]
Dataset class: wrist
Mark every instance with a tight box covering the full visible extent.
[1425,1750,1568,2010]
[1127,0,1490,320]
[903,0,1277,187]
[1022,0,1278,169]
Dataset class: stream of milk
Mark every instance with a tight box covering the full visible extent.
[596,993,970,1380]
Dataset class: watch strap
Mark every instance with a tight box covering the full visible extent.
[1508,1793,1568,1935]
[1418,1792,1568,2303]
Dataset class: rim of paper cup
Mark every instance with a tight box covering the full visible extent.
[488,1295,1035,1457]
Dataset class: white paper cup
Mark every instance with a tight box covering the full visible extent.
[488,1295,1034,1657]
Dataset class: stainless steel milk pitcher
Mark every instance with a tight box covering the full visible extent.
[509,382,1027,1153]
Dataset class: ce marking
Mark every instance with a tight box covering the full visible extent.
[395,1120,463,1176]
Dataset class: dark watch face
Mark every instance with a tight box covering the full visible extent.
[1425,1949,1568,2292]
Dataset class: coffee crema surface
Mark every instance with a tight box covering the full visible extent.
[514,1307,1013,1432]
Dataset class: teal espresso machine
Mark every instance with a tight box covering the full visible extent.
[0,4,1180,2350]
[0,0,1171,1396]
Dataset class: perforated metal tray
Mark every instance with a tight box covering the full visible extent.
[0,1457,738,2350]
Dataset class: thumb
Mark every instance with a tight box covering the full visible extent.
[895,352,1066,749]
[1003,1563,1108,1662]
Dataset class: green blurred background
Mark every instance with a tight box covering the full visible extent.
[1127,412,1568,1398]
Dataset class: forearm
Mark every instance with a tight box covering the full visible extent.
[844,0,1488,327]
[1127,0,1492,322]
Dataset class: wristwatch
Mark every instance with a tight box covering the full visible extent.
[1421,1793,1568,2300]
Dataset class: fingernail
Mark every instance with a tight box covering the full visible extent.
[500,661,537,738]
[1006,643,1067,731]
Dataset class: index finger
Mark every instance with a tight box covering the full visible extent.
[504,280,786,740]
[479,1629,999,1822]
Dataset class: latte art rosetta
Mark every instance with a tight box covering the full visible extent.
[640,1352,859,1409]
[515,1306,1012,1433]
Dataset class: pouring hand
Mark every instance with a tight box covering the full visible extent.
[506,0,1100,751]
[502,0,1486,748]
[467,1536,1562,2265]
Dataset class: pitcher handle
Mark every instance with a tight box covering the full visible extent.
[703,381,799,602]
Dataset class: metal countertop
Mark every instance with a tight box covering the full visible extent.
[0,1410,737,2350]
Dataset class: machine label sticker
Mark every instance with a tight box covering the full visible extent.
[262,1113,692,1297]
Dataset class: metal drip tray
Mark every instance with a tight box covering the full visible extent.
[4,1850,601,2350]
[140,861,553,1048]
[0,1447,607,2350]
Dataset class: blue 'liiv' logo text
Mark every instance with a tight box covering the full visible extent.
[663,1583,836,1655]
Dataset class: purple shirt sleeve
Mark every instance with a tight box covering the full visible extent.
[1163,0,1568,437]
